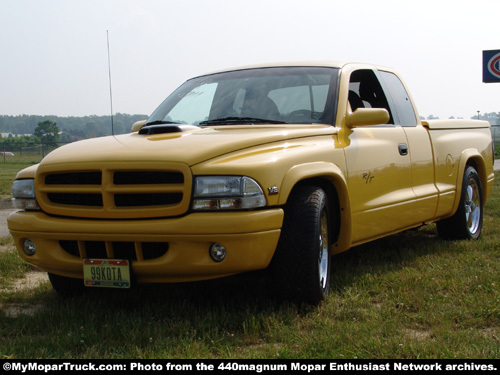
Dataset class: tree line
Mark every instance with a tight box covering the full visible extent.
[0,113,148,146]
[1,112,498,150]
[426,112,500,124]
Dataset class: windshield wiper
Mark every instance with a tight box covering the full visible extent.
[145,120,181,126]
[199,117,287,126]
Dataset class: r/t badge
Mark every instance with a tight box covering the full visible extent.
[363,172,375,184]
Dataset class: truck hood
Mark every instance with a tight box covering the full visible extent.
[41,125,338,167]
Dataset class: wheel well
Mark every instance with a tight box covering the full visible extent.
[447,156,487,219]
[467,157,478,171]
[289,177,341,245]
[465,157,486,190]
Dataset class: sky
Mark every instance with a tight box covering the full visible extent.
[1,0,499,120]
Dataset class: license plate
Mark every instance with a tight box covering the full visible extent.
[83,259,131,288]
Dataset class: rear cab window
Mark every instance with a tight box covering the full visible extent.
[378,71,418,127]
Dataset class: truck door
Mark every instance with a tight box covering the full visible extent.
[378,70,439,222]
[343,69,416,244]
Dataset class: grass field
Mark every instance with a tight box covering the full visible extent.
[0,162,42,198]
[0,167,498,359]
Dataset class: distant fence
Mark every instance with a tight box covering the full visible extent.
[492,125,500,155]
[1,142,70,163]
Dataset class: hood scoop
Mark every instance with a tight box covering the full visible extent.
[139,124,199,135]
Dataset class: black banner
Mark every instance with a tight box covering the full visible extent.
[1,359,498,374]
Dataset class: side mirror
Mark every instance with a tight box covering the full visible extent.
[131,120,147,132]
[346,108,390,128]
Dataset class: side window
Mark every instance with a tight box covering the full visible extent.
[348,70,394,124]
[378,71,417,127]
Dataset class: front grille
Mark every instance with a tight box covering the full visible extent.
[60,240,169,261]
[36,163,192,219]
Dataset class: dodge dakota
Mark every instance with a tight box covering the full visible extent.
[8,61,495,305]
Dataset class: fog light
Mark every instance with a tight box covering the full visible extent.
[22,239,36,256]
[209,243,226,262]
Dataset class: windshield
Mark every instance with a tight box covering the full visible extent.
[147,67,339,126]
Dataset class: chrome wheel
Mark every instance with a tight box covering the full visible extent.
[318,209,330,291]
[436,166,483,240]
[465,178,481,236]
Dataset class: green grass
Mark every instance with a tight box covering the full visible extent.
[0,162,37,197]
[0,181,499,359]
[0,239,34,291]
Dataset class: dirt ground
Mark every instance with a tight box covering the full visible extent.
[0,209,14,237]
[1,200,49,317]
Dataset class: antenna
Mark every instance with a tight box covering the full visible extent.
[107,30,114,136]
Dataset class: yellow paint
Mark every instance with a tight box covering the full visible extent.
[8,61,494,284]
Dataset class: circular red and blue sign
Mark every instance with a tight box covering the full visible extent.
[483,50,500,83]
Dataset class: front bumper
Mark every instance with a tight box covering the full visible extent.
[7,209,283,283]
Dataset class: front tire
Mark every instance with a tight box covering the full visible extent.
[437,165,483,240]
[271,185,332,305]
[48,273,85,297]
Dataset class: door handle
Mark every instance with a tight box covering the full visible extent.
[398,143,408,156]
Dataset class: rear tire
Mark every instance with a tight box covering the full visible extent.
[271,185,332,305]
[437,165,483,240]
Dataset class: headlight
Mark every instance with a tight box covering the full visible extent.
[11,179,40,211]
[192,176,266,210]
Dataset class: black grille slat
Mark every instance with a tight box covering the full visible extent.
[59,241,168,261]
[48,193,103,207]
[59,240,80,257]
[112,242,137,261]
[142,242,169,260]
[114,171,184,185]
[84,241,107,259]
[45,172,102,185]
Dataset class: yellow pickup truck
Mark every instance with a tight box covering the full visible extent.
[8,62,495,305]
